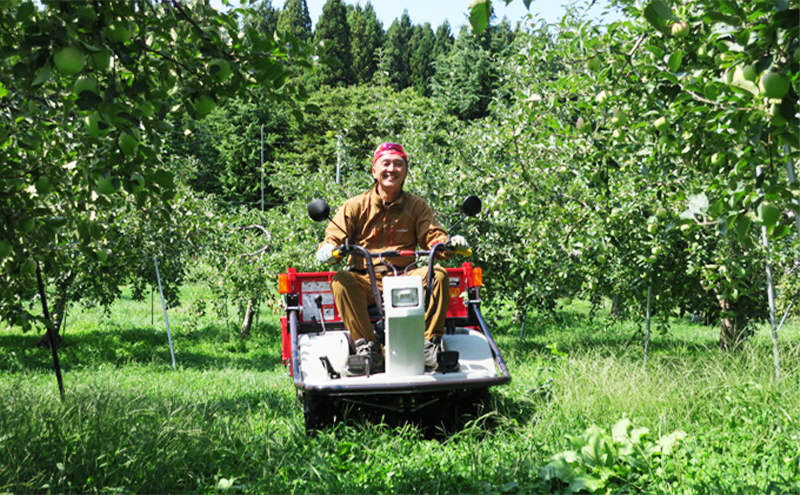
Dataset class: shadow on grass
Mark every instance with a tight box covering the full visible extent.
[0,321,283,373]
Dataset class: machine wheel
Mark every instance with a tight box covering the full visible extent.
[303,394,338,433]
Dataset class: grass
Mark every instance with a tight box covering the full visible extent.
[0,287,799,493]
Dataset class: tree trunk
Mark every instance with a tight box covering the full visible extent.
[610,294,623,318]
[718,296,751,350]
[240,298,256,339]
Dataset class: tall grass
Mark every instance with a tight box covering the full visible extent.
[1,289,798,493]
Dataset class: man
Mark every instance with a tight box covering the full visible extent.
[315,142,468,375]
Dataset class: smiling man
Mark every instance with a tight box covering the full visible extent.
[315,142,468,375]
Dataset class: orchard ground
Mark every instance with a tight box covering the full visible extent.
[0,285,798,493]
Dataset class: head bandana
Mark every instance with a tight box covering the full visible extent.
[372,142,408,165]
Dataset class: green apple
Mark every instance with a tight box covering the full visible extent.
[209,58,232,82]
[741,63,758,82]
[587,57,602,71]
[35,176,52,195]
[656,207,668,219]
[92,50,112,71]
[671,21,689,38]
[653,116,669,131]
[759,71,790,99]
[758,202,781,226]
[595,89,611,104]
[768,101,786,126]
[193,94,217,117]
[710,152,727,167]
[105,20,133,43]
[0,241,11,260]
[596,254,607,265]
[576,116,592,134]
[611,110,627,126]
[20,218,35,234]
[53,46,86,75]
[73,75,98,96]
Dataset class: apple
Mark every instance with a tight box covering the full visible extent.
[611,110,627,126]
[92,50,112,71]
[0,241,11,260]
[711,152,727,167]
[656,207,668,219]
[596,254,607,265]
[209,58,232,82]
[653,116,669,131]
[105,20,133,43]
[741,63,758,82]
[587,57,602,71]
[768,101,786,126]
[595,89,611,103]
[35,176,52,195]
[758,202,781,226]
[647,223,658,233]
[53,46,86,75]
[671,21,689,38]
[73,76,98,96]
[576,116,592,134]
[20,218,35,234]
[194,94,217,117]
[759,71,789,99]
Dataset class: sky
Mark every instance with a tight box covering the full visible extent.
[301,0,619,30]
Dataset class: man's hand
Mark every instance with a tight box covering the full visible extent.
[315,243,339,265]
[448,235,471,255]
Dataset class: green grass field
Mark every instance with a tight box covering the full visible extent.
[1,287,798,494]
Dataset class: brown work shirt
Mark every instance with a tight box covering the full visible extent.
[321,187,449,271]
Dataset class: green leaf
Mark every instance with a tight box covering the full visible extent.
[31,61,52,87]
[469,0,492,35]
[667,50,683,72]
[643,0,677,34]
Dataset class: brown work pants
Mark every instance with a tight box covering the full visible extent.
[330,266,450,343]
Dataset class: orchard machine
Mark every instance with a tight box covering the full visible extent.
[278,196,511,432]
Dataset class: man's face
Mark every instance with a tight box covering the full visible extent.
[371,153,408,192]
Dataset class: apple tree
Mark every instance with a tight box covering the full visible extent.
[0,0,316,393]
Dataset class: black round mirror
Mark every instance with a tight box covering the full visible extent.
[307,199,330,222]
[461,195,482,216]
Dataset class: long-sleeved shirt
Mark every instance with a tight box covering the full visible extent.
[320,187,449,271]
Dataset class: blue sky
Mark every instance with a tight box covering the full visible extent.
[302,0,619,30]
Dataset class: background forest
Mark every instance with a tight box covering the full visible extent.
[0,0,799,491]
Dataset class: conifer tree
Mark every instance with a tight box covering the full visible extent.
[314,0,354,86]
[432,21,455,62]
[348,2,384,85]
[277,0,312,42]
[409,23,436,96]
[243,0,279,36]
[383,11,413,91]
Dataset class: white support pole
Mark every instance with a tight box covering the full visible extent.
[154,256,177,369]
[261,125,265,214]
[336,134,343,184]
[757,165,780,379]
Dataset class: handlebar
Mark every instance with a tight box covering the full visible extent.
[332,243,472,261]
[331,242,472,317]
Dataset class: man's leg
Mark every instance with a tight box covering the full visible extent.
[330,271,376,342]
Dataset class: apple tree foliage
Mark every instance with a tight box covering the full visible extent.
[467,0,797,348]
[0,0,315,339]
